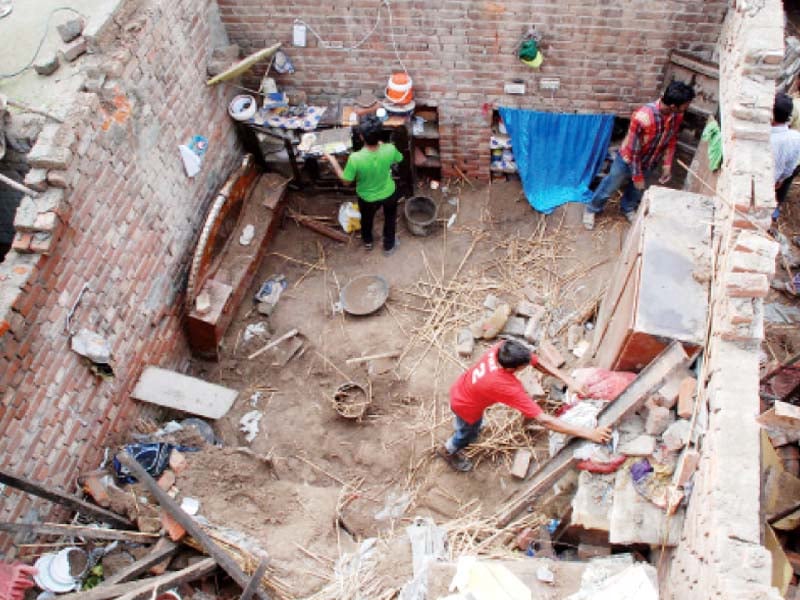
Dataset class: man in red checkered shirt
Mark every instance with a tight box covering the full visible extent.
[583,81,695,230]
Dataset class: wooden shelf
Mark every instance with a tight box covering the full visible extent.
[415,122,440,139]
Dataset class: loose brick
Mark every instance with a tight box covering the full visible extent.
[46,170,69,189]
[161,511,186,541]
[157,469,176,491]
[677,377,697,419]
[169,450,188,475]
[537,340,565,368]
[61,37,88,62]
[673,448,700,487]
[510,448,532,479]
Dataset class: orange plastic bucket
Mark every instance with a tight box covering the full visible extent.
[385,72,413,105]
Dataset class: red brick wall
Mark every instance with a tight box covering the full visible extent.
[218,0,727,179]
[0,0,240,553]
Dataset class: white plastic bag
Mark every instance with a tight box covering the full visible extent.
[338,201,361,233]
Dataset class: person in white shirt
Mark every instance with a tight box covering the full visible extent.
[772,92,800,215]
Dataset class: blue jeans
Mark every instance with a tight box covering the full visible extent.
[587,154,651,215]
[445,415,483,454]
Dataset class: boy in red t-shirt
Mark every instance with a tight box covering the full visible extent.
[439,339,612,472]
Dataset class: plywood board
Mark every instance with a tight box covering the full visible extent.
[132,367,238,419]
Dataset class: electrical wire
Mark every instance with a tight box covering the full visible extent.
[293,0,408,75]
[0,6,84,79]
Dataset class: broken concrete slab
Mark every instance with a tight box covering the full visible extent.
[618,434,656,456]
[131,366,238,419]
[494,341,690,528]
[571,470,614,532]
[608,469,684,546]
[662,419,691,451]
[644,403,673,435]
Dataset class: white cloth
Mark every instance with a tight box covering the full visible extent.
[771,124,800,183]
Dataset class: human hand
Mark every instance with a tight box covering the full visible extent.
[573,384,590,398]
[658,167,672,185]
[323,152,336,164]
[633,179,646,191]
[588,426,612,444]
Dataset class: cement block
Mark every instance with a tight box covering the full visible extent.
[483,294,499,310]
[13,197,37,231]
[516,367,545,397]
[23,168,48,192]
[132,366,238,419]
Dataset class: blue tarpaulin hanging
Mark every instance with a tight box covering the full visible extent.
[498,107,614,214]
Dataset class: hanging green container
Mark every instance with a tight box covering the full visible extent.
[518,39,544,68]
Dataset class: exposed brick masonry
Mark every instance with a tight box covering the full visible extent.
[0,0,240,553]
[667,1,783,598]
[218,0,727,179]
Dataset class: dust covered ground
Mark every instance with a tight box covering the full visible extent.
[185,178,628,597]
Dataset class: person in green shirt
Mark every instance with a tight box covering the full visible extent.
[325,116,403,255]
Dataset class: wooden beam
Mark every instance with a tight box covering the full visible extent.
[116,452,272,600]
[239,556,269,600]
[57,558,216,600]
[287,208,350,243]
[494,341,690,528]
[0,522,158,543]
[98,539,179,586]
[0,468,133,528]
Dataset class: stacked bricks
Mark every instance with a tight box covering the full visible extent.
[217,0,728,181]
[665,2,784,599]
[0,0,241,555]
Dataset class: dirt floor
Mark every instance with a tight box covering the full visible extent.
[183,177,630,597]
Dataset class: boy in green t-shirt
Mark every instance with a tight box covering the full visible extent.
[325,116,403,255]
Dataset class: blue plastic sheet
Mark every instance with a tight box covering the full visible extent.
[498,108,614,214]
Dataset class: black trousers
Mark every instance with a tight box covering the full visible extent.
[357,189,399,250]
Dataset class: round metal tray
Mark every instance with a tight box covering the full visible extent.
[340,274,389,316]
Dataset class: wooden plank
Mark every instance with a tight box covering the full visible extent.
[0,522,158,542]
[116,452,272,600]
[58,558,216,600]
[239,556,269,600]
[0,469,133,528]
[99,539,179,586]
[494,340,690,528]
[287,208,350,243]
[131,366,238,419]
